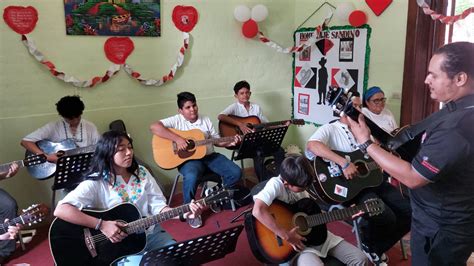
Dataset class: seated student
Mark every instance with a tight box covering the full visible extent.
[21,95,100,163]
[54,131,204,263]
[361,86,398,134]
[218,80,286,181]
[253,155,367,266]
[0,163,20,264]
[305,97,411,266]
[150,91,242,228]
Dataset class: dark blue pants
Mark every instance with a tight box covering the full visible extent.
[178,153,241,204]
[0,188,17,257]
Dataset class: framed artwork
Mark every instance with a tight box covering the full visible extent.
[292,25,371,125]
[64,0,161,37]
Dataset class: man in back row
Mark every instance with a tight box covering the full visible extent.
[348,42,474,265]
[150,91,242,228]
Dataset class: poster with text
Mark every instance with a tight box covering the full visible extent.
[292,25,371,125]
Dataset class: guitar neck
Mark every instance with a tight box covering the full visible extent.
[194,136,238,147]
[306,204,365,227]
[0,160,25,173]
[124,198,206,234]
[0,215,28,234]
[64,145,96,156]
[345,108,393,145]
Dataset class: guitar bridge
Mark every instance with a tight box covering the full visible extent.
[84,228,98,258]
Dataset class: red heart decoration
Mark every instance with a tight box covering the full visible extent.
[104,37,134,65]
[3,6,39,35]
[365,0,393,16]
[172,5,198,32]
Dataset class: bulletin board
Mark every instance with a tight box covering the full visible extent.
[292,25,371,125]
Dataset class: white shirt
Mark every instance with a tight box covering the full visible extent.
[160,114,220,155]
[305,121,358,161]
[58,166,167,217]
[253,176,343,258]
[362,107,398,133]
[220,102,269,123]
[23,118,100,147]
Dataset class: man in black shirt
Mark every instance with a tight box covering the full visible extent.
[348,42,474,265]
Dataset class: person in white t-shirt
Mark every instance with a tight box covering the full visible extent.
[21,95,100,163]
[361,87,398,134]
[305,97,411,266]
[218,80,286,181]
[253,155,367,265]
[150,92,242,228]
[54,131,204,264]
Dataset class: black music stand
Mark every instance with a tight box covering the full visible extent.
[234,126,288,181]
[51,153,94,210]
[140,225,244,266]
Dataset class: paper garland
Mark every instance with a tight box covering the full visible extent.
[258,24,325,54]
[22,35,120,88]
[417,0,473,24]
[123,32,189,86]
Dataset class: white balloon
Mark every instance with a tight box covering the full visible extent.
[251,4,268,22]
[234,5,251,22]
[335,2,355,22]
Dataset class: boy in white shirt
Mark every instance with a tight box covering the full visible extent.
[218,81,286,181]
[253,155,367,265]
[150,92,242,228]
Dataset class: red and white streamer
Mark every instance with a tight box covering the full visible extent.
[124,32,189,86]
[21,35,120,88]
[418,1,473,24]
[257,24,324,54]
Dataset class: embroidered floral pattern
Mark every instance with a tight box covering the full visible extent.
[111,166,147,204]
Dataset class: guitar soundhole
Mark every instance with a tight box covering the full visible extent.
[294,216,308,232]
[356,163,369,177]
[186,140,196,150]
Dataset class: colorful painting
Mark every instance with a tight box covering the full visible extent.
[64,0,161,37]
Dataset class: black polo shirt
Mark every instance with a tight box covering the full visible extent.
[411,94,474,237]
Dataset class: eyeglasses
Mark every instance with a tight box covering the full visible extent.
[370,98,387,104]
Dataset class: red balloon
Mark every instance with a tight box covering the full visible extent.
[242,19,258,38]
[349,10,367,27]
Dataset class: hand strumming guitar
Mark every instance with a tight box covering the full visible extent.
[99,220,128,244]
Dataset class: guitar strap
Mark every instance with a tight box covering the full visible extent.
[388,94,474,150]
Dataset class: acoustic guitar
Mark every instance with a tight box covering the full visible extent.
[0,203,49,234]
[245,198,384,264]
[152,128,240,169]
[218,115,305,137]
[25,139,96,180]
[0,155,46,177]
[310,150,384,204]
[49,189,233,266]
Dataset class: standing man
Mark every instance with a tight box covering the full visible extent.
[150,91,242,228]
[21,95,100,163]
[348,42,474,265]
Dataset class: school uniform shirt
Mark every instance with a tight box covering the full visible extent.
[58,165,167,218]
[362,107,398,133]
[23,118,100,147]
[220,102,269,123]
[160,114,220,155]
[254,176,343,258]
[305,121,359,161]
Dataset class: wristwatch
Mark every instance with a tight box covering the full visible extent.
[358,139,374,153]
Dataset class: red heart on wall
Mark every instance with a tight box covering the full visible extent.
[3,6,39,35]
[365,0,393,16]
[104,37,134,65]
[172,5,198,32]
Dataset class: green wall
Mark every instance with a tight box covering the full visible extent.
[0,0,407,209]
